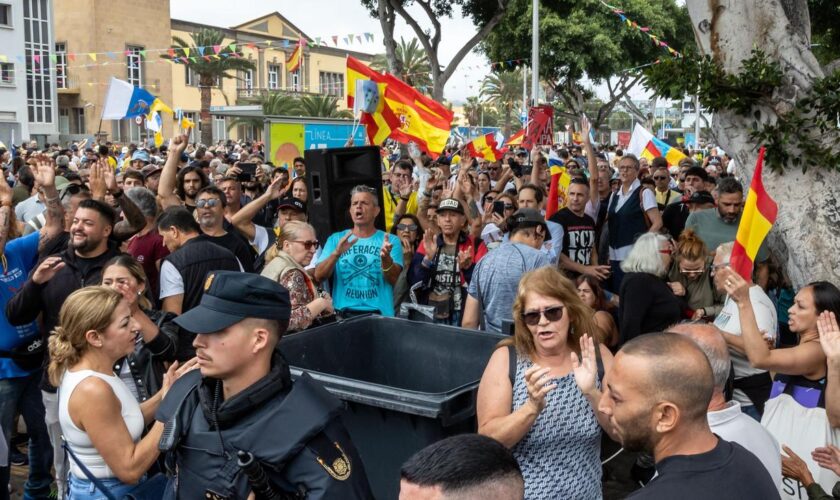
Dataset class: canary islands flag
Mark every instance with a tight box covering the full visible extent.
[730,147,778,280]
[102,78,162,120]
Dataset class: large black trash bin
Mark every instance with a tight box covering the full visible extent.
[279,315,506,500]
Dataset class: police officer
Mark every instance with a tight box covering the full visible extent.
[155,271,373,499]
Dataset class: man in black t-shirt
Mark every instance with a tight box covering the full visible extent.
[598,333,779,499]
[549,178,610,281]
[194,185,255,272]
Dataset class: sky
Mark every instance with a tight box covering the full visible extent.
[170,0,653,105]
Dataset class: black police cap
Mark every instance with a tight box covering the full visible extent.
[173,271,291,334]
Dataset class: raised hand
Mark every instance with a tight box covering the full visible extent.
[812,445,840,476]
[334,232,358,256]
[170,134,189,154]
[457,248,473,270]
[32,256,66,285]
[398,181,413,199]
[33,156,56,189]
[523,364,557,414]
[581,116,591,144]
[380,237,394,266]
[100,159,119,194]
[422,230,438,260]
[718,266,751,304]
[399,234,414,258]
[584,265,611,281]
[571,334,599,397]
[88,161,107,200]
[818,311,840,360]
[267,176,287,200]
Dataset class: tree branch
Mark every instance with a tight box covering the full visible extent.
[439,1,511,90]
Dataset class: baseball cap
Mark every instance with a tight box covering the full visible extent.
[141,164,162,178]
[131,150,150,164]
[685,190,715,205]
[277,197,306,213]
[173,271,291,334]
[510,208,547,233]
[436,198,465,215]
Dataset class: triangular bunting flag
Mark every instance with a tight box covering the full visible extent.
[33,55,41,64]
[332,36,338,46]
[213,45,222,54]
[184,47,190,58]
[228,43,236,52]
[139,50,146,58]
[88,53,97,61]
[106,51,116,60]
[68,53,76,62]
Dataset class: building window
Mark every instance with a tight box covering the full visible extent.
[55,42,67,88]
[319,72,343,97]
[183,111,197,142]
[239,69,253,96]
[268,65,279,90]
[126,45,143,87]
[291,70,300,92]
[0,63,13,85]
[0,4,11,27]
[73,107,85,133]
[23,0,53,124]
[212,116,227,141]
[58,107,69,133]
[185,66,195,86]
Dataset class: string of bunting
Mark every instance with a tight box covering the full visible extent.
[598,0,682,58]
[0,33,378,66]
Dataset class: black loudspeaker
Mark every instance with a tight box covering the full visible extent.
[305,146,385,244]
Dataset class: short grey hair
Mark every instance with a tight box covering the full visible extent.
[350,185,379,207]
[209,158,222,173]
[668,324,731,390]
[715,241,735,264]
[125,187,159,219]
[621,233,670,277]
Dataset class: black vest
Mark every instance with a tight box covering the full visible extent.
[163,237,240,360]
[607,186,648,252]
[550,208,596,267]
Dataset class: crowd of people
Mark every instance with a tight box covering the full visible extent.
[0,124,837,500]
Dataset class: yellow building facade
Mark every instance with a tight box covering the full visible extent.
[54,6,372,144]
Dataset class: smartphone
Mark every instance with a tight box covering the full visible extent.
[237,162,257,182]
[492,201,505,216]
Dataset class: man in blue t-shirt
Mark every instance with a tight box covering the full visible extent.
[0,157,65,499]
[314,185,403,317]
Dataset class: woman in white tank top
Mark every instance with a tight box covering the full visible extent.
[48,286,197,499]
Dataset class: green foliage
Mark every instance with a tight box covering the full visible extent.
[483,0,694,86]
[809,0,840,65]
[643,50,840,173]
[480,71,523,135]
[298,95,354,119]
[164,29,256,81]
[371,38,433,91]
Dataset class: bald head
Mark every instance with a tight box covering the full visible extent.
[620,332,715,422]
[668,324,731,391]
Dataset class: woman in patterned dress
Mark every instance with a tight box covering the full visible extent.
[260,221,334,332]
[477,266,616,499]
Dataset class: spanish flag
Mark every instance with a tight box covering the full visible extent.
[381,73,453,158]
[505,128,525,146]
[466,133,504,162]
[287,39,303,73]
[730,146,778,280]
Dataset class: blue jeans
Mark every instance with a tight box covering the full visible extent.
[0,371,54,500]
[67,473,137,500]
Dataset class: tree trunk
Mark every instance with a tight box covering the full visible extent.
[377,0,402,75]
[199,75,213,146]
[686,0,840,288]
[503,106,512,138]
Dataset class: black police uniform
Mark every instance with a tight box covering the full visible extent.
[155,271,373,499]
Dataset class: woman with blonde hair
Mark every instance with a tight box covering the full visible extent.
[50,287,196,499]
[477,266,615,499]
[261,220,334,332]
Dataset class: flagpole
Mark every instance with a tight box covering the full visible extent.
[531,0,539,106]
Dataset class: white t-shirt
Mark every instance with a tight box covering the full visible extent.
[708,401,781,488]
[250,225,271,256]
[607,180,658,261]
[714,286,778,407]
[159,258,244,299]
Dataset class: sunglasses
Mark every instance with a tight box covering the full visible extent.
[195,198,221,208]
[396,223,418,232]
[290,240,319,250]
[504,204,515,210]
[653,176,669,180]
[522,305,564,326]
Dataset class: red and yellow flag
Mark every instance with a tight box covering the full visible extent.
[286,40,303,72]
[380,73,453,158]
[730,146,778,280]
[466,133,504,162]
[505,128,525,146]
[346,56,383,108]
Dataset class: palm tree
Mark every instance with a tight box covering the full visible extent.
[480,71,523,137]
[227,92,302,137]
[371,37,432,92]
[163,29,255,145]
[298,95,353,119]
[463,96,484,127]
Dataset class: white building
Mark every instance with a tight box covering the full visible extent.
[0,0,58,147]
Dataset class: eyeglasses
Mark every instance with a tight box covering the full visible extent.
[653,176,669,180]
[290,240,319,250]
[396,223,418,232]
[680,267,706,275]
[710,263,729,275]
[521,305,565,326]
[195,198,221,208]
[504,204,515,210]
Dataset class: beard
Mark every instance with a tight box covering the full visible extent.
[69,233,102,254]
[614,410,656,453]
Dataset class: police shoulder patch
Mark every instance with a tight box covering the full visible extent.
[314,441,352,481]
